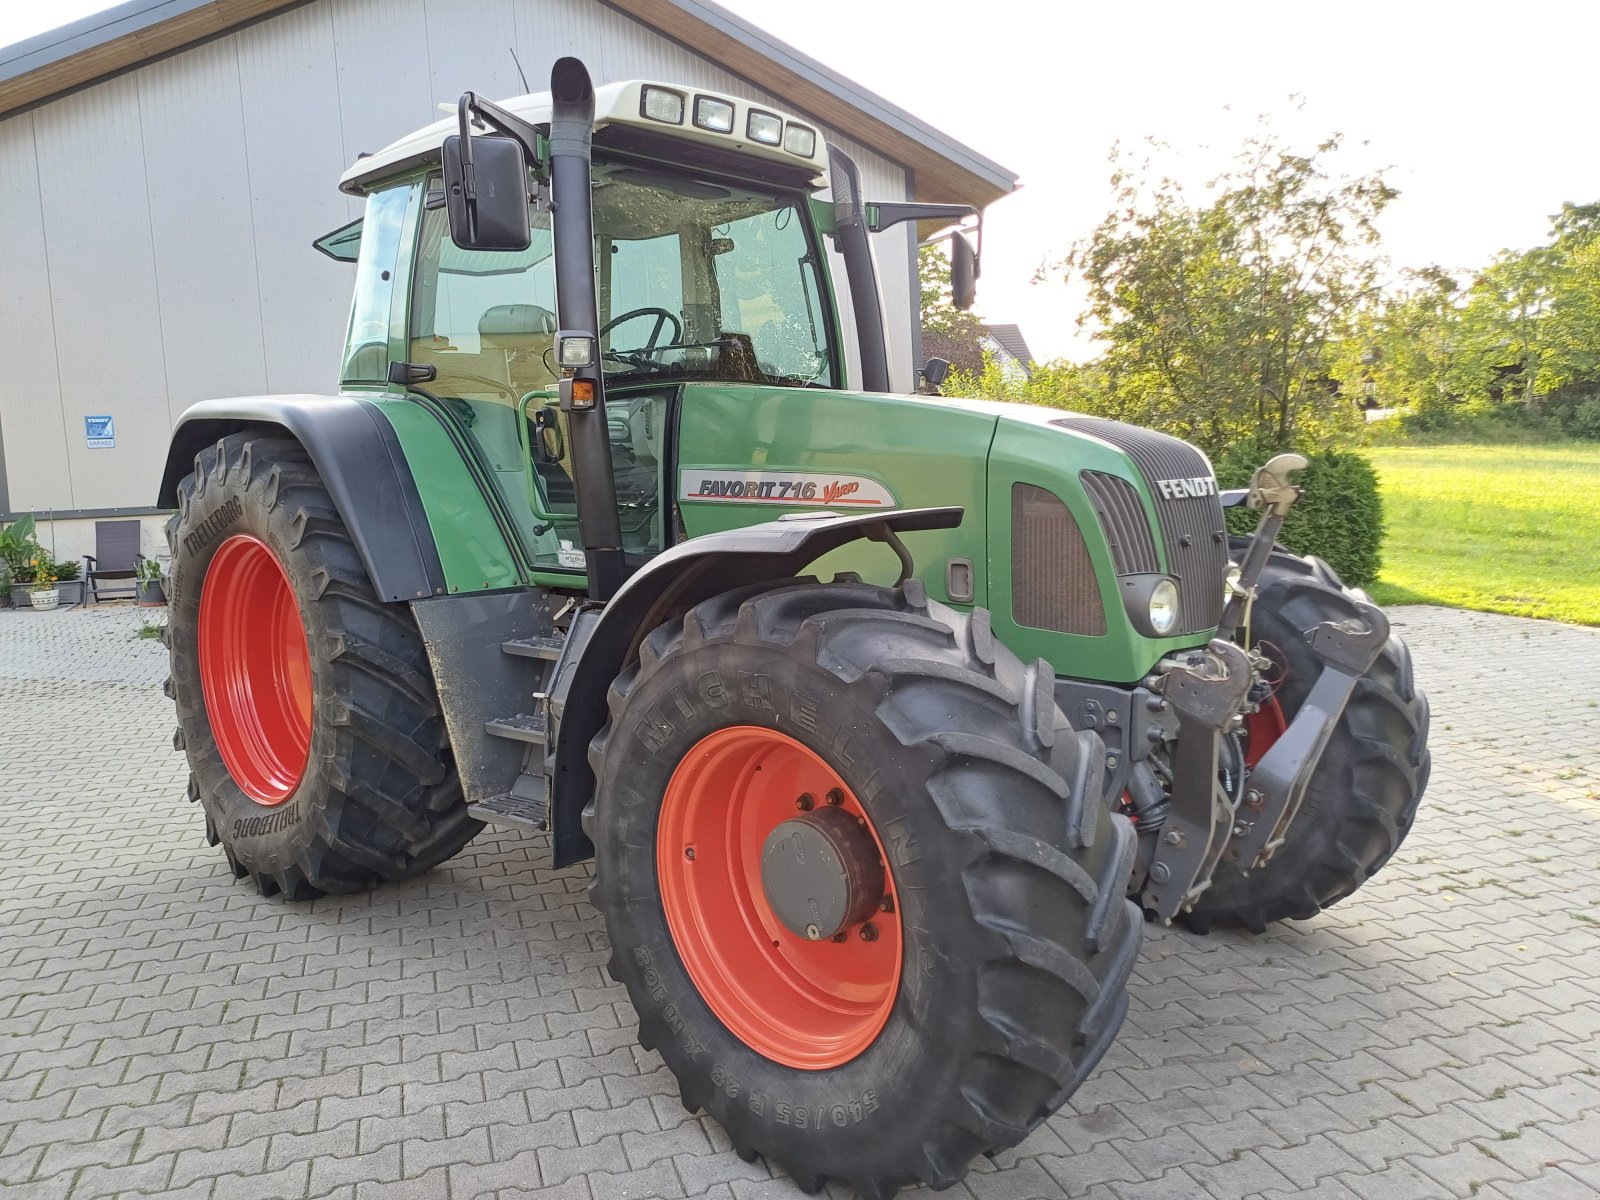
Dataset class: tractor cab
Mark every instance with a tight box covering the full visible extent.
[316,67,976,591]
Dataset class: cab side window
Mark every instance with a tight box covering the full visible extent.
[409,200,558,400]
[340,185,412,385]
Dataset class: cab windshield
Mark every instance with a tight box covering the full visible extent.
[408,159,835,397]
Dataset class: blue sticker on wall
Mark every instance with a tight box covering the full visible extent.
[85,415,115,449]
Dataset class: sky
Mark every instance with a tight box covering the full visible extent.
[7,0,1600,361]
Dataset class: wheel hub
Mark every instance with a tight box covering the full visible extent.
[761,806,886,941]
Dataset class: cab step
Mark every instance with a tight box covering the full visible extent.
[468,789,548,831]
[501,634,566,662]
[485,710,547,746]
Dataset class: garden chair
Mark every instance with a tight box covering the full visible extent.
[84,519,141,603]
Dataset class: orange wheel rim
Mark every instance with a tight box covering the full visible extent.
[656,726,902,1069]
[1245,696,1288,768]
[198,534,313,805]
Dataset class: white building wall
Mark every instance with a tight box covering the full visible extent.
[0,0,919,519]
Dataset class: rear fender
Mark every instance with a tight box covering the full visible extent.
[548,506,964,866]
[159,396,447,602]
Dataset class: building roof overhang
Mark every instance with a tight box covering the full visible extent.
[0,0,1017,209]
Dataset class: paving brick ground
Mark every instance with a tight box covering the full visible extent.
[2,601,1597,1200]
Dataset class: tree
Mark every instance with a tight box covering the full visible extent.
[1361,200,1600,432]
[1044,129,1394,457]
[1332,266,1470,425]
[918,243,985,375]
[1532,203,1600,395]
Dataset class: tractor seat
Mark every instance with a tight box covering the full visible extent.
[480,304,557,392]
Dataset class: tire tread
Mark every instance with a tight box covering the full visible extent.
[591,578,1142,1196]
[168,432,479,897]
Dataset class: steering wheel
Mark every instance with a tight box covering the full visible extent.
[600,307,683,355]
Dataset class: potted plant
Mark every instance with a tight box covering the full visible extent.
[28,555,59,611]
[0,515,35,608]
[135,557,167,607]
[7,562,35,608]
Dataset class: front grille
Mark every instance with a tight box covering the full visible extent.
[1012,483,1106,636]
[1053,417,1227,634]
[1081,471,1159,575]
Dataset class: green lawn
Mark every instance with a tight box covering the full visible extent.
[1365,442,1600,626]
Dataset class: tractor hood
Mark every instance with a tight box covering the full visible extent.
[673,383,1223,683]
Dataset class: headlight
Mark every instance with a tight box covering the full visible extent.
[639,86,685,125]
[784,123,817,157]
[747,110,783,145]
[1149,578,1180,635]
[1118,573,1183,638]
[693,95,735,133]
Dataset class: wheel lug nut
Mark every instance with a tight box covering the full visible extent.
[830,931,848,943]
[684,846,696,861]
[859,923,878,942]
[796,793,815,811]
[825,788,844,806]
[879,896,895,913]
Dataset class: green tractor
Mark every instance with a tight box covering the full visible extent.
[158,58,1429,1198]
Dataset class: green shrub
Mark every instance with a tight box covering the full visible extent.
[1375,388,1600,444]
[1570,398,1600,441]
[1214,441,1384,586]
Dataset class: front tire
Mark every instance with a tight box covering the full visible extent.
[166,432,480,898]
[588,579,1141,1198]
[1184,548,1431,931]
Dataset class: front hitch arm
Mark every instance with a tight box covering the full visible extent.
[1214,448,1391,872]
[1217,453,1308,643]
[1142,638,1252,921]
[1228,600,1390,869]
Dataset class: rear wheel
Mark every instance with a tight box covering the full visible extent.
[588,579,1142,1198]
[166,432,480,897]
[1184,548,1430,931]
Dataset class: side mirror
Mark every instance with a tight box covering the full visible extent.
[921,357,951,388]
[950,233,978,311]
[442,131,531,251]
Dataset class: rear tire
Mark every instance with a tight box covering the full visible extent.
[166,432,480,898]
[588,579,1141,1198]
[1183,548,1430,932]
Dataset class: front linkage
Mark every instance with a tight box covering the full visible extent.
[1140,454,1390,921]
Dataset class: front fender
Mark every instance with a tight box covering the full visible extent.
[549,506,964,866]
[159,396,446,602]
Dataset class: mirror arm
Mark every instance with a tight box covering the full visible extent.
[866,201,976,233]
[455,91,546,179]
[865,198,985,305]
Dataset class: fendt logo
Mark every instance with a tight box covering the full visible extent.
[1155,476,1217,501]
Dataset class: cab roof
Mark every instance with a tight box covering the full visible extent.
[338,79,828,196]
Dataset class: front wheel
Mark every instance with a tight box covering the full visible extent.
[166,432,480,898]
[1183,548,1431,932]
[587,580,1141,1198]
